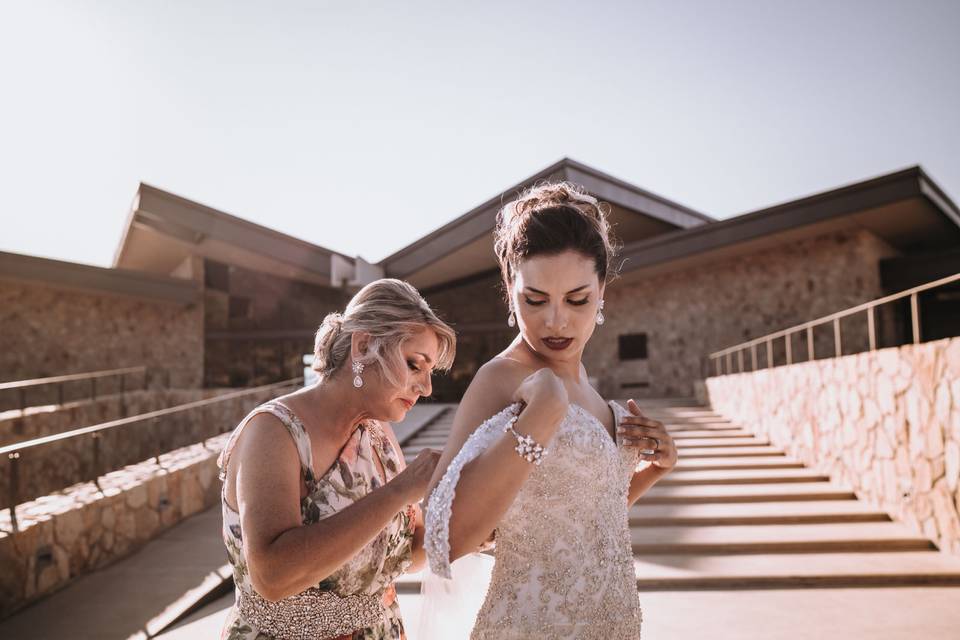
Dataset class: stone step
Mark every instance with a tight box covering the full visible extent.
[629,500,892,526]
[640,410,724,419]
[632,551,960,589]
[673,456,804,471]
[680,446,786,458]
[398,550,960,593]
[630,522,935,554]
[656,468,830,486]
[669,430,756,439]
[641,481,856,503]
[676,437,770,448]
[663,421,737,429]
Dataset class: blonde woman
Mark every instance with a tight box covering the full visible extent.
[218,279,456,640]
[424,183,679,639]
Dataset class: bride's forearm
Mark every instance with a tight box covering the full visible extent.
[445,403,565,560]
[627,463,670,507]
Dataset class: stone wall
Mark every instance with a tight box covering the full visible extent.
[706,337,960,556]
[583,229,901,398]
[0,383,294,507]
[0,432,229,619]
[0,280,203,389]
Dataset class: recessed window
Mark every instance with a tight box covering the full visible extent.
[205,260,230,292]
[619,333,648,361]
[229,297,252,319]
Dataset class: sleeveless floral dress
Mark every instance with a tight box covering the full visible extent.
[218,401,416,640]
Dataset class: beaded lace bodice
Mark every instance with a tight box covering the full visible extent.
[425,401,643,639]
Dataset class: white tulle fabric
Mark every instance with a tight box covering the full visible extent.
[421,401,644,640]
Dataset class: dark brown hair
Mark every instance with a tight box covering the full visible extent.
[493,181,619,296]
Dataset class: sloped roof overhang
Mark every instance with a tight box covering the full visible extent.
[114,184,349,286]
[379,158,713,285]
[616,166,960,281]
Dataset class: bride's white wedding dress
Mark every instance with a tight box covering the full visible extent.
[423,401,643,639]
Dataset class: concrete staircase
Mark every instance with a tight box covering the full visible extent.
[400,398,960,591]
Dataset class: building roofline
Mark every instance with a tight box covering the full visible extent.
[378,157,711,277]
[618,165,960,274]
[114,183,352,277]
[0,250,200,305]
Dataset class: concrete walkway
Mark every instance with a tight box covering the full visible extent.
[0,506,228,640]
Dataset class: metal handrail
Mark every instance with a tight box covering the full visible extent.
[0,366,149,413]
[708,271,960,375]
[0,366,147,390]
[2,376,303,521]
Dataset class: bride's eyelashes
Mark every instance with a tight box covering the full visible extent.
[522,297,591,307]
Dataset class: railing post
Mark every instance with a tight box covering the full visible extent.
[807,325,814,361]
[868,306,877,351]
[90,433,101,483]
[713,357,720,376]
[833,317,842,357]
[154,418,162,465]
[751,344,758,371]
[910,292,921,344]
[766,339,773,369]
[785,333,792,365]
[726,351,732,374]
[8,451,20,520]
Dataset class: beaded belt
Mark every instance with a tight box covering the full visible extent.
[236,586,383,639]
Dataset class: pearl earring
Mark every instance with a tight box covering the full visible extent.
[507,311,516,328]
[352,360,365,388]
[596,299,605,325]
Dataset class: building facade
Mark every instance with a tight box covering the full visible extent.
[2,159,958,400]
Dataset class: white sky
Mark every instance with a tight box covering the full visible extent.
[1,0,958,267]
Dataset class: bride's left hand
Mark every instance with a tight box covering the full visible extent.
[618,399,678,471]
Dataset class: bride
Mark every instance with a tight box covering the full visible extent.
[422,182,679,639]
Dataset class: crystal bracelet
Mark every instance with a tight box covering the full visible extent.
[504,413,548,465]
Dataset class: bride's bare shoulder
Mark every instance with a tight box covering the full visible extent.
[470,356,533,398]
[452,356,533,430]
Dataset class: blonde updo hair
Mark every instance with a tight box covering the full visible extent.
[312,278,456,387]
[494,181,619,295]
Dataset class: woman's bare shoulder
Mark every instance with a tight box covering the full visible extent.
[450,356,532,432]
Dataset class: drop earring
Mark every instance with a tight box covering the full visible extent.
[596,299,605,325]
[507,310,516,328]
[352,360,365,388]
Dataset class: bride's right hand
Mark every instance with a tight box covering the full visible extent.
[512,368,568,423]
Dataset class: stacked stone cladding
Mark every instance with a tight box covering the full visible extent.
[0,385,281,509]
[0,280,203,389]
[0,432,229,619]
[582,229,900,398]
[707,336,960,557]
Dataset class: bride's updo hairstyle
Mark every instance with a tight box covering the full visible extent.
[493,181,620,296]
[312,278,456,387]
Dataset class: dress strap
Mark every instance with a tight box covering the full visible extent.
[217,401,317,484]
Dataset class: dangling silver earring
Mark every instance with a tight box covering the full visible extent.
[352,360,365,388]
[507,310,516,328]
[596,299,605,325]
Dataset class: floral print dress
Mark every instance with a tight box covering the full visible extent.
[217,401,416,640]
